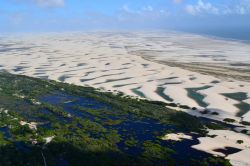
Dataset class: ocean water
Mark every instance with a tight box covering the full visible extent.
[182,27,250,43]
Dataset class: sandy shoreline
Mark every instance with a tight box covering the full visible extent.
[0,31,249,165]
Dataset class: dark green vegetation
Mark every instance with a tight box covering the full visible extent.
[240,121,250,126]
[223,118,236,123]
[221,92,250,117]
[237,140,244,144]
[0,72,232,166]
[211,80,220,84]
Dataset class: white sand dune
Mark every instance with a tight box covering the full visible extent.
[192,130,250,166]
[227,148,250,166]
[0,32,249,122]
[0,31,250,165]
[192,130,250,157]
[162,133,192,141]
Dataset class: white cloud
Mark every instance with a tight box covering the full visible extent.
[15,0,65,7]
[121,5,167,16]
[185,5,196,15]
[121,5,134,14]
[223,0,250,15]
[142,6,153,12]
[34,0,64,7]
[185,0,250,16]
[185,0,219,15]
[173,0,183,4]
[119,5,169,23]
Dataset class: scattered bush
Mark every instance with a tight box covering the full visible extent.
[205,123,224,130]
[124,137,138,147]
[223,118,236,123]
[241,129,248,134]
[200,109,210,114]
[142,141,175,160]
[117,92,124,97]
[166,103,178,107]
[146,100,167,106]
[237,140,244,144]
[179,105,191,109]
[207,135,217,138]
[211,112,219,115]
[240,121,250,126]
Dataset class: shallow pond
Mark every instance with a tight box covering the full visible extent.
[39,92,220,164]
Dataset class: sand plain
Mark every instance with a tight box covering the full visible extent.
[0,31,250,165]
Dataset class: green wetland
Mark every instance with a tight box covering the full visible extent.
[0,72,232,166]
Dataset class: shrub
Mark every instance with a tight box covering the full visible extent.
[206,123,224,130]
[207,135,217,138]
[223,118,236,123]
[237,140,244,144]
[167,103,178,107]
[147,100,167,106]
[179,105,191,109]
[241,129,248,134]
[211,112,219,115]
[200,109,210,114]
[240,121,250,126]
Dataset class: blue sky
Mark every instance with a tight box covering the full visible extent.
[0,0,250,37]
